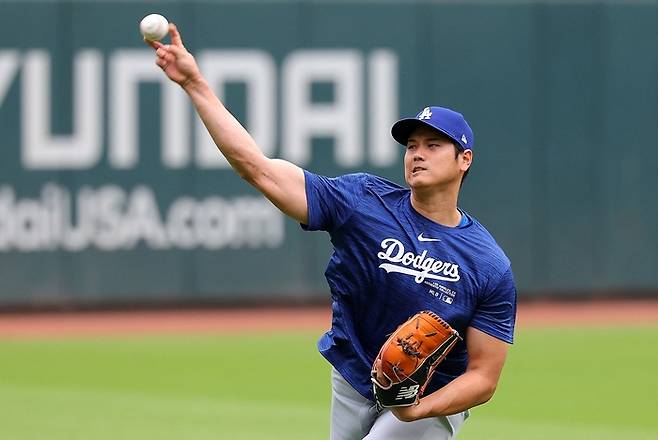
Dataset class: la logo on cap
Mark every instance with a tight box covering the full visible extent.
[418,107,432,120]
[461,134,468,144]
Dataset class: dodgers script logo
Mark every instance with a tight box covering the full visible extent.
[377,238,460,283]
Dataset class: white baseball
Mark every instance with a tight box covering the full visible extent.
[140,14,169,41]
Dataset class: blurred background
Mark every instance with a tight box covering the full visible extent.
[0,0,655,308]
[0,0,656,439]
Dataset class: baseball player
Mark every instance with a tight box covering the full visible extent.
[149,24,516,439]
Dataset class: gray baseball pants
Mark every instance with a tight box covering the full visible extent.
[330,368,468,440]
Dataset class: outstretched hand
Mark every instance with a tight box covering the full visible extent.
[146,23,201,87]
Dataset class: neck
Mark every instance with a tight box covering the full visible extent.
[410,185,461,227]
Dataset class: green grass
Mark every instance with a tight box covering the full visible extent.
[1,327,657,439]
[460,326,658,439]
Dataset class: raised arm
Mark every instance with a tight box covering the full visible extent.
[147,23,308,224]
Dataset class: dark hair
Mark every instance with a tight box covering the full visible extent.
[453,143,470,186]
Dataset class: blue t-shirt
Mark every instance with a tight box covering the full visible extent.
[302,171,517,401]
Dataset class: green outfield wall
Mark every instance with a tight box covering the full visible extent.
[0,0,655,306]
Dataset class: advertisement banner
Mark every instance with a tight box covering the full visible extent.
[0,1,655,304]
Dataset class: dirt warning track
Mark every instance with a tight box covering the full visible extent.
[0,299,656,339]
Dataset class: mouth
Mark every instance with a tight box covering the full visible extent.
[411,166,426,174]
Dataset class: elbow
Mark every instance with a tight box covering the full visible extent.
[479,381,498,404]
[241,169,272,195]
[235,162,262,186]
[236,157,271,188]
[237,167,256,184]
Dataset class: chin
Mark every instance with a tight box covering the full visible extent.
[408,175,456,191]
[407,176,433,189]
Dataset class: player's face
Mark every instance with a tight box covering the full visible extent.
[403,126,467,190]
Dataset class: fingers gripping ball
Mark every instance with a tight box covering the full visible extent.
[371,311,461,407]
[140,14,169,41]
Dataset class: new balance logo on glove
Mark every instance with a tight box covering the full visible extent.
[395,385,420,400]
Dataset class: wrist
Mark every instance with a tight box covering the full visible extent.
[416,394,449,419]
[415,399,433,419]
[181,73,206,93]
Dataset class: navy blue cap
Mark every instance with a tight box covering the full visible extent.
[391,106,474,150]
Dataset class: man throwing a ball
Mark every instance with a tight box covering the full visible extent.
[148,23,516,440]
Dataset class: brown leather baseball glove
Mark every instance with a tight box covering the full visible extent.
[371,310,462,407]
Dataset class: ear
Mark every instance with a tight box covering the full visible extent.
[460,149,473,172]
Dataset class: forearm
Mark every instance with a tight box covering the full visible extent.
[182,77,266,182]
[391,370,497,422]
[417,370,497,418]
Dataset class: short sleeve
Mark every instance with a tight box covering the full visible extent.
[302,171,368,233]
[469,267,517,344]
